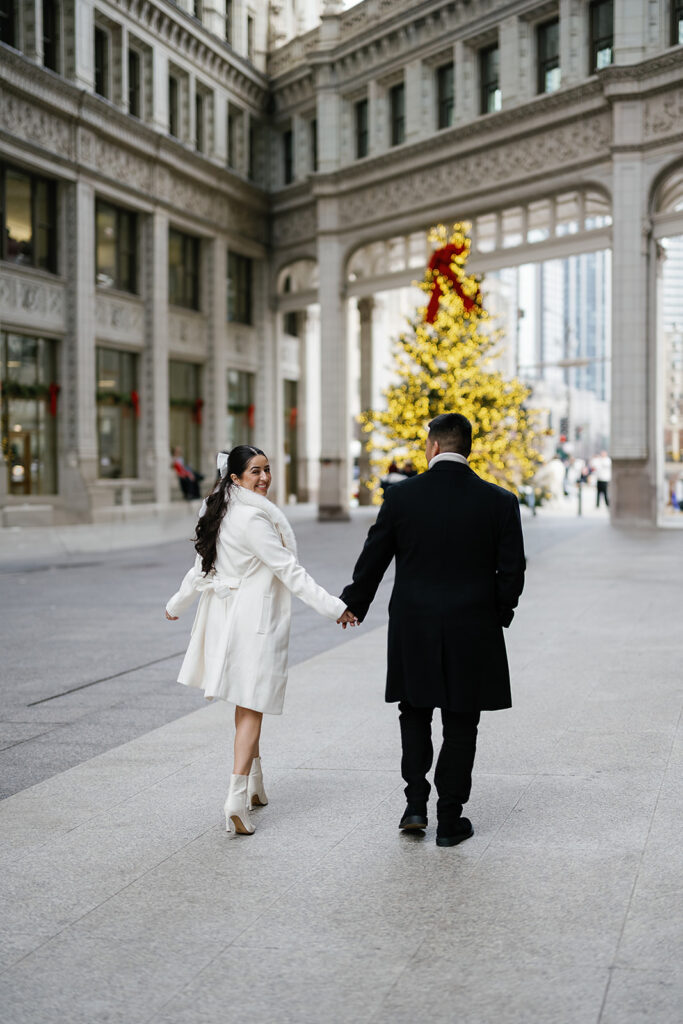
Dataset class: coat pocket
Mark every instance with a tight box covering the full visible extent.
[256,594,273,635]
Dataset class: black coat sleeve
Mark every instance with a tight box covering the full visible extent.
[340,492,397,622]
[495,494,526,627]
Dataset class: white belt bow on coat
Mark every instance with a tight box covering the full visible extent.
[193,574,241,600]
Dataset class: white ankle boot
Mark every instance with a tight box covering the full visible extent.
[248,756,269,808]
[224,774,255,836]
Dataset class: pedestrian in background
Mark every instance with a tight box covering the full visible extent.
[165,445,356,837]
[591,449,612,508]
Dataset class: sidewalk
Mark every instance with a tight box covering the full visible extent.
[1,517,681,1023]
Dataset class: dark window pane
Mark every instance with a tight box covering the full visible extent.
[590,0,613,70]
[355,99,368,159]
[195,92,205,152]
[283,129,293,184]
[128,48,141,117]
[227,109,235,168]
[248,121,256,179]
[96,201,137,293]
[0,0,16,47]
[227,250,253,324]
[310,118,318,173]
[226,0,232,44]
[94,27,109,98]
[437,63,454,129]
[35,178,57,272]
[43,0,60,71]
[480,45,501,114]
[96,347,138,478]
[537,19,560,94]
[390,83,405,146]
[247,15,254,61]
[169,229,200,310]
[674,1,683,44]
[169,75,179,137]
[5,169,33,265]
[227,368,254,446]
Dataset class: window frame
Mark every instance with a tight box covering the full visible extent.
[247,13,255,62]
[95,346,139,480]
[95,199,138,294]
[169,229,201,311]
[168,73,180,138]
[42,0,61,72]
[479,44,501,114]
[589,0,614,72]
[671,0,683,45]
[283,128,293,185]
[0,162,58,273]
[195,89,205,153]
[0,0,17,48]
[536,18,560,94]
[436,62,454,130]
[225,0,232,45]
[128,46,141,118]
[389,81,405,147]
[310,117,318,173]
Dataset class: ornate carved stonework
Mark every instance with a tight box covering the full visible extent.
[0,87,72,159]
[95,294,145,345]
[78,129,154,193]
[168,310,208,358]
[337,112,612,228]
[644,89,683,142]
[272,204,318,246]
[0,271,66,330]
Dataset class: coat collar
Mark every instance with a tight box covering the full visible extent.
[231,485,298,556]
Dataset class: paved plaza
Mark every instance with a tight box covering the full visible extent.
[0,505,681,1023]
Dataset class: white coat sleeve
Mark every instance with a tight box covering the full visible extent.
[244,512,346,621]
[166,554,203,617]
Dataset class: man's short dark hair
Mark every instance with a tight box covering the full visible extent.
[428,413,472,456]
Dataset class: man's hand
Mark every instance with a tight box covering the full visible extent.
[165,610,178,620]
[337,609,359,629]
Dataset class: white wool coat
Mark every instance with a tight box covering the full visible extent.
[166,485,346,714]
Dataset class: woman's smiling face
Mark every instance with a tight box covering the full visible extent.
[235,454,271,495]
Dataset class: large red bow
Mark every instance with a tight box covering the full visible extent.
[192,398,204,426]
[425,243,479,324]
[48,382,60,417]
[130,390,140,418]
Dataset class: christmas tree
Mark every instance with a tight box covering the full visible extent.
[361,222,545,497]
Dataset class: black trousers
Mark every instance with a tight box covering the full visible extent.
[596,480,609,507]
[398,701,480,828]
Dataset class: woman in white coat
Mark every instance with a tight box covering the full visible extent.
[166,445,357,836]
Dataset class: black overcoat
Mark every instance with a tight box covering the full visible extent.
[340,460,526,711]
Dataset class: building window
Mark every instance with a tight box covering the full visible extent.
[225,0,232,45]
[673,0,683,44]
[0,0,17,47]
[248,121,257,180]
[355,98,368,159]
[169,75,179,137]
[480,44,501,114]
[228,105,243,170]
[590,0,613,71]
[95,201,137,293]
[1,333,59,495]
[227,369,255,447]
[247,14,254,62]
[169,229,200,310]
[192,0,201,19]
[96,347,138,479]
[283,311,299,337]
[537,19,560,93]
[42,0,60,72]
[1,163,57,273]
[227,251,252,324]
[195,91,205,153]
[436,62,454,130]
[94,26,110,99]
[389,82,405,146]
[128,48,141,117]
[310,118,318,173]
[169,360,202,478]
[283,128,293,184]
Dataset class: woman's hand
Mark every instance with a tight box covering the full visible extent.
[337,609,359,629]
[165,610,178,620]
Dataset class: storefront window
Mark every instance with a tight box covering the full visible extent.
[1,333,58,495]
[1,164,57,272]
[169,360,202,475]
[227,369,254,447]
[96,347,138,478]
[660,234,683,523]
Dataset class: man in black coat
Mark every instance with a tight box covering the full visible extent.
[340,413,526,846]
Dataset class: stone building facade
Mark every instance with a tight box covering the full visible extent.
[1,0,683,525]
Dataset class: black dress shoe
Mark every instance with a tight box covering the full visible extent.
[435,817,474,847]
[399,805,428,830]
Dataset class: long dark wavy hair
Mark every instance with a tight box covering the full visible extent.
[194,445,265,575]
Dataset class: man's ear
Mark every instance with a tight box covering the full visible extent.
[431,439,441,456]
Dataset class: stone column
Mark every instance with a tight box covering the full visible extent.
[73,0,94,91]
[298,305,321,503]
[143,211,171,505]
[613,0,648,65]
[204,239,228,481]
[610,147,653,522]
[357,296,375,506]
[454,40,476,123]
[559,0,585,88]
[61,179,97,520]
[499,16,522,108]
[317,212,350,520]
[405,59,424,144]
[151,47,169,134]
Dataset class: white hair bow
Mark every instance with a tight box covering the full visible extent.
[216,452,229,478]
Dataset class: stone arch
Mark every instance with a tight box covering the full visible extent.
[275,258,319,296]
[650,158,683,216]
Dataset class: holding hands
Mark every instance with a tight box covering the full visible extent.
[337,608,359,629]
